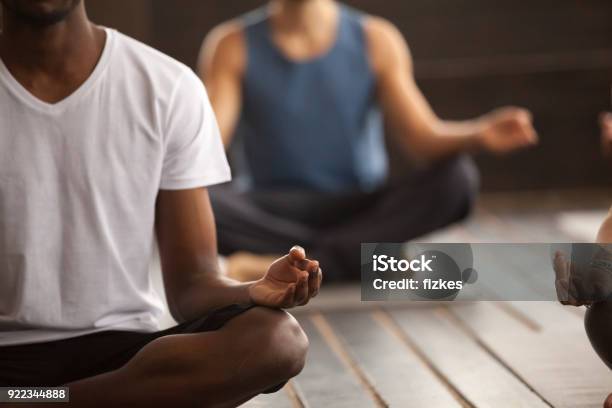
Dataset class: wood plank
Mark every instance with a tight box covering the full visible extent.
[473,206,571,242]
[241,385,295,408]
[325,310,463,407]
[412,242,552,301]
[492,212,576,242]
[451,302,612,408]
[508,301,584,332]
[424,210,579,300]
[469,247,551,300]
[387,306,550,407]
[476,243,560,300]
[293,316,378,408]
[557,210,608,242]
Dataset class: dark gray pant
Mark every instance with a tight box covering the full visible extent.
[210,156,480,281]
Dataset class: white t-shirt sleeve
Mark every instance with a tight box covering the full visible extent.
[159,68,231,190]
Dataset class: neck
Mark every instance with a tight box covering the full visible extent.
[270,0,337,33]
[0,4,100,74]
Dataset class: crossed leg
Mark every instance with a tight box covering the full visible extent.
[8,307,308,408]
[212,155,479,282]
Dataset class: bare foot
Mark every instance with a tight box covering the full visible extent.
[604,393,612,408]
[226,252,281,282]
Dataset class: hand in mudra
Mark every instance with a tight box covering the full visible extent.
[249,246,322,309]
[553,246,612,306]
[479,107,538,154]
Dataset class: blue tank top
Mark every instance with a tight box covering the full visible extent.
[239,5,388,193]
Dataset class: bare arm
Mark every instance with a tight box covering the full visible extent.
[364,17,538,163]
[155,188,251,322]
[197,22,246,148]
[155,188,322,323]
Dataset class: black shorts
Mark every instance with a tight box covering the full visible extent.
[0,304,253,387]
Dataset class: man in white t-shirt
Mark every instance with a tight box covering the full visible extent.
[0,1,322,406]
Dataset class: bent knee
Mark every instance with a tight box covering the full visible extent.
[584,302,612,369]
[122,307,308,393]
[241,307,309,379]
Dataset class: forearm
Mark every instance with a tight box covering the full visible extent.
[420,119,483,161]
[170,273,253,323]
[381,76,488,162]
[370,19,534,163]
[400,107,535,162]
[405,118,485,163]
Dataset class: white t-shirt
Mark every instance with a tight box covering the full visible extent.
[0,28,231,346]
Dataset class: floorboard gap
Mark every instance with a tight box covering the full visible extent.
[309,313,388,408]
[374,308,475,408]
[494,302,542,332]
[443,307,555,408]
[285,381,308,408]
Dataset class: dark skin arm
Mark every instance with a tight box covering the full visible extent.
[4,189,320,408]
[155,188,322,323]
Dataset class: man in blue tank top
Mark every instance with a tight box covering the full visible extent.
[199,0,538,281]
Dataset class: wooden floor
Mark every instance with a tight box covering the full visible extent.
[243,190,612,408]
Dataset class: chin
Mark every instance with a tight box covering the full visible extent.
[1,0,81,26]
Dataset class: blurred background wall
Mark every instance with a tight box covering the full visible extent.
[85,1,612,191]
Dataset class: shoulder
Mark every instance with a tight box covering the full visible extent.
[111,29,193,84]
[361,16,413,75]
[108,29,207,122]
[204,19,246,57]
[200,19,246,76]
[363,16,403,45]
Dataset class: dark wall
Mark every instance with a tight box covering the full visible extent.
[89,1,612,191]
[87,0,152,43]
